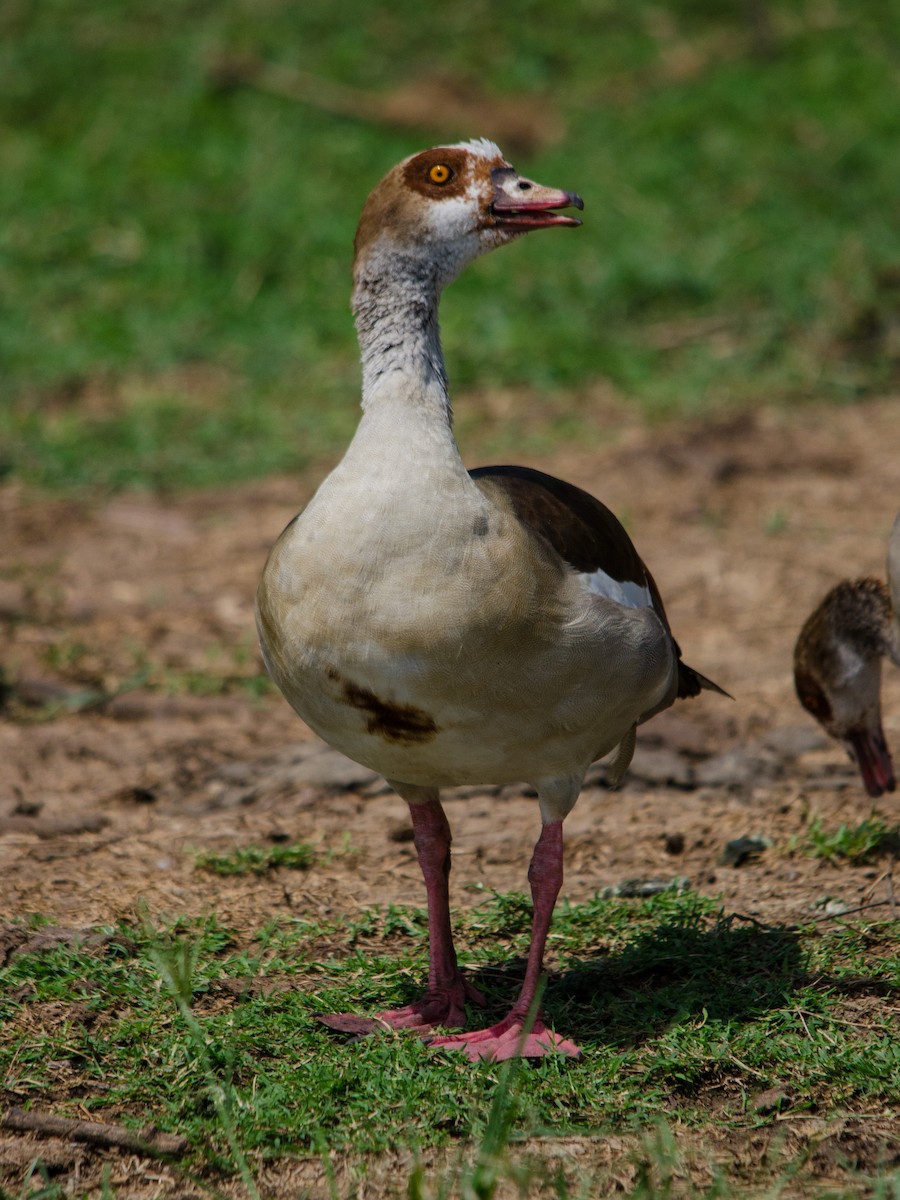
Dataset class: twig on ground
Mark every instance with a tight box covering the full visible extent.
[1,1107,189,1159]
[807,898,894,924]
[723,910,797,933]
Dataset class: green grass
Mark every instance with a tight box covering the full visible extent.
[801,814,900,865]
[1,890,898,1190]
[2,0,900,491]
[2,625,275,723]
[195,842,314,876]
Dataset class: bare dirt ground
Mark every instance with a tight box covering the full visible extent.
[1,395,899,1197]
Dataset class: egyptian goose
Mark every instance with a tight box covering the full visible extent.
[256,139,725,1062]
[794,513,900,798]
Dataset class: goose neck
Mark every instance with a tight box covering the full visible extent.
[352,250,451,421]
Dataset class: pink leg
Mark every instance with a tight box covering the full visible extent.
[319,791,484,1037]
[429,820,582,1062]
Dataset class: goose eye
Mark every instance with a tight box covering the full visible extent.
[428,163,454,185]
[798,680,831,722]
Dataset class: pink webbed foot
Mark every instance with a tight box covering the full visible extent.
[428,1013,582,1062]
[318,978,486,1038]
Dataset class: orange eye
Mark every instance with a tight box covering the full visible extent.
[428,163,453,185]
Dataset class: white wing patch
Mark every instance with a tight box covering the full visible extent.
[580,568,652,609]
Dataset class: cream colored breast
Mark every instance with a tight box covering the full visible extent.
[258,466,551,682]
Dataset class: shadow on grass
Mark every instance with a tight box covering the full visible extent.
[464,911,807,1049]
[315,894,899,1061]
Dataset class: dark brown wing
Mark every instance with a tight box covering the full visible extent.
[470,463,649,582]
[470,465,729,701]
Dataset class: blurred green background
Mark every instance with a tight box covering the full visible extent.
[1,0,898,492]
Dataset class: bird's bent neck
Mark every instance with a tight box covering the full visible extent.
[826,579,899,668]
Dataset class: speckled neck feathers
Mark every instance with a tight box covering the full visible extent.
[799,578,897,669]
[352,250,450,418]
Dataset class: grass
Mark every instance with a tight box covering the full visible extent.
[195,842,314,876]
[149,935,262,1199]
[1,890,898,1193]
[1,622,275,723]
[801,814,900,865]
[2,0,900,492]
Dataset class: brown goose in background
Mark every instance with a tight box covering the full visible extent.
[794,513,900,797]
[256,139,726,1062]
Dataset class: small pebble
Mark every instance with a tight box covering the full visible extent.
[720,835,771,867]
[600,876,689,899]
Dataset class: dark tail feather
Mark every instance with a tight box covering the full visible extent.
[677,662,733,701]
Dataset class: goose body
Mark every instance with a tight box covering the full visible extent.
[794,513,900,797]
[257,139,724,1060]
[259,463,675,795]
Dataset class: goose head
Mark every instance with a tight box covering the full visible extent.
[352,138,583,296]
[793,577,896,797]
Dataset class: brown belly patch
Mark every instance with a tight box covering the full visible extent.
[338,678,439,744]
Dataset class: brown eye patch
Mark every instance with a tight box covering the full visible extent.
[403,148,470,198]
[794,670,833,723]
